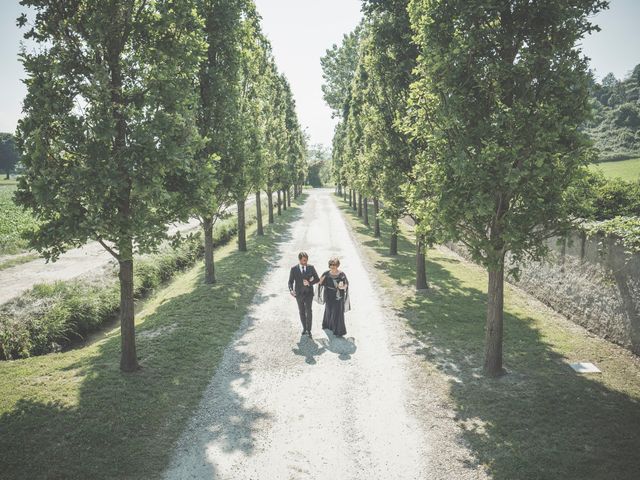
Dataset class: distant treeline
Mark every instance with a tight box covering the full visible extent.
[586,63,640,162]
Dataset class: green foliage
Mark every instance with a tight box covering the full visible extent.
[16,0,206,262]
[192,0,267,210]
[569,171,640,220]
[324,2,418,226]
[306,161,331,187]
[582,216,640,253]
[406,0,607,268]
[590,177,640,220]
[359,4,418,221]
[321,25,362,189]
[321,24,363,118]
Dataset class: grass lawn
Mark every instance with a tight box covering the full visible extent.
[589,157,640,180]
[338,198,640,480]
[0,176,18,187]
[0,181,38,255]
[0,197,303,479]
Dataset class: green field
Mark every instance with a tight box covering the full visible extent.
[0,196,302,479]
[0,182,38,255]
[339,198,640,480]
[590,157,640,180]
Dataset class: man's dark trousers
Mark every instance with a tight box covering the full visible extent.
[288,264,319,333]
[296,292,313,333]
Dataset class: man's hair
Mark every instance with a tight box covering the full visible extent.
[298,251,309,260]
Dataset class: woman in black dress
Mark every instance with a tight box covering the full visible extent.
[316,256,350,337]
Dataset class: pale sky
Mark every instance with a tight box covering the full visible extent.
[1,0,639,147]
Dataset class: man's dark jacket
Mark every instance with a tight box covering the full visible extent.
[288,264,319,296]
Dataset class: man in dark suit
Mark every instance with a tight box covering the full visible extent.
[288,251,319,337]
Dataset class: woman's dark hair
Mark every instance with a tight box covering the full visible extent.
[298,251,309,260]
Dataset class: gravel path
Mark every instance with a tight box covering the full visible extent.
[164,189,487,480]
[0,198,260,305]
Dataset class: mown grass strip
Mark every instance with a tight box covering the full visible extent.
[590,157,640,180]
[338,196,640,480]
[0,195,304,480]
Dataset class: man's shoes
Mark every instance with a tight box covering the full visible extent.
[302,330,308,335]
[308,332,313,339]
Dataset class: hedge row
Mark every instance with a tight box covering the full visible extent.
[572,173,640,221]
[582,216,640,254]
[0,211,257,360]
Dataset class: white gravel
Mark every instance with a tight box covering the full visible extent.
[163,189,487,480]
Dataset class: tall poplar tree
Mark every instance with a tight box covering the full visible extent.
[407,0,607,376]
[193,0,246,280]
[16,0,204,371]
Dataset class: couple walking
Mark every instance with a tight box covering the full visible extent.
[288,252,351,338]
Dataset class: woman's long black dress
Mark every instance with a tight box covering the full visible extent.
[317,270,350,336]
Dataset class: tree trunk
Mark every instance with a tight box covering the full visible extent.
[357,193,363,217]
[343,188,347,202]
[267,188,274,224]
[256,191,264,236]
[484,256,506,377]
[277,190,282,216]
[237,198,247,251]
[390,216,398,255]
[203,217,216,284]
[4,171,9,180]
[118,243,138,372]
[416,233,428,290]
[374,198,380,238]
[353,190,357,211]
[363,197,369,226]
[110,56,138,373]
[287,187,292,207]
[282,189,287,211]
[348,189,352,207]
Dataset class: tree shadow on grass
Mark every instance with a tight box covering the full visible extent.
[0,200,305,480]
[340,200,640,480]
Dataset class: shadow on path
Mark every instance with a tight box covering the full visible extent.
[317,329,357,361]
[292,335,327,365]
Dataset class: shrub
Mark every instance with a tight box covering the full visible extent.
[583,216,640,254]
[570,171,640,221]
